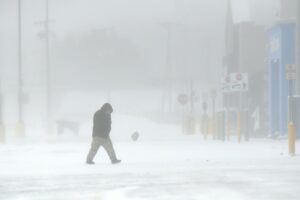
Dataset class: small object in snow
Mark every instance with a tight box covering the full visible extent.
[131,131,139,142]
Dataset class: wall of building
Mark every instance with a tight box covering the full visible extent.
[297,1,300,94]
[268,23,296,136]
[237,22,267,74]
[280,0,297,20]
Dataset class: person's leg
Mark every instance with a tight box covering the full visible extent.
[102,137,119,163]
[86,137,101,163]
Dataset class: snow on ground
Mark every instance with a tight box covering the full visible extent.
[0,115,300,200]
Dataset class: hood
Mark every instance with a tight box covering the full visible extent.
[101,103,113,113]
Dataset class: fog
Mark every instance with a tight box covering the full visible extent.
[0,0,280,127]
[0,0,300,199]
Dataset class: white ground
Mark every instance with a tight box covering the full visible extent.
[0,116,300,200]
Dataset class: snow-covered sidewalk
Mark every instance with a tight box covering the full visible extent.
[0,137,299,200]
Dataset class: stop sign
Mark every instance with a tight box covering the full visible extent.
[178,94,188,105]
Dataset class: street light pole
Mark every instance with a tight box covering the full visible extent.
[17,0,25,137]
[161,22,173,117]
[45,0,52,134]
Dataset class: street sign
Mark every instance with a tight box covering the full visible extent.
[286,64,296,71]
[221,73,248,92]
[221,75,231,93]
[178,94,188,105]
[230,73,248,92]
[286,73,296,80]
[286,64,296,80]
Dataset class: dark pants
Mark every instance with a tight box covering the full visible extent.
[86,136,117,162]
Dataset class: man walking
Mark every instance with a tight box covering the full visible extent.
[86,103,121,165]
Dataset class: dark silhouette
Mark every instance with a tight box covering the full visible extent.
[86,103,121,164]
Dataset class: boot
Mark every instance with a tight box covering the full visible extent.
[111,159,121,164]
[86,160,95,165]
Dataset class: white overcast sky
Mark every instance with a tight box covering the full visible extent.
[0,0,279,89]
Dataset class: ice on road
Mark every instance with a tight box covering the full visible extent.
[0,136,299,200]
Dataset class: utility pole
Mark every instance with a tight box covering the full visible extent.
[46,0,52,134]
[161,22,173,117]
[17,0,25,137]
[34,0,53,134]
[211,88,217,139]
[188,81,196,134]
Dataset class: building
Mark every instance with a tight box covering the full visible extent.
[268,22,296,136]
[268,0,299,137]
[223,0,274,137]
[297,1,300,95]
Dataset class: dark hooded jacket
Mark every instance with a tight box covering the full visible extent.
[92,103,113,138]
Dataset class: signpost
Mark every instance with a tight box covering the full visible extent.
[211,88,217,139]
[286,64,297,155]
[178,94,188,134]
[221,73,249,142]
[221,73,248,92]
[230,73,248,92]
[286,64,296,80]
[221,75,231,92]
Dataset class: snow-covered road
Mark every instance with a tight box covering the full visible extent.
[0,137,299,200]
